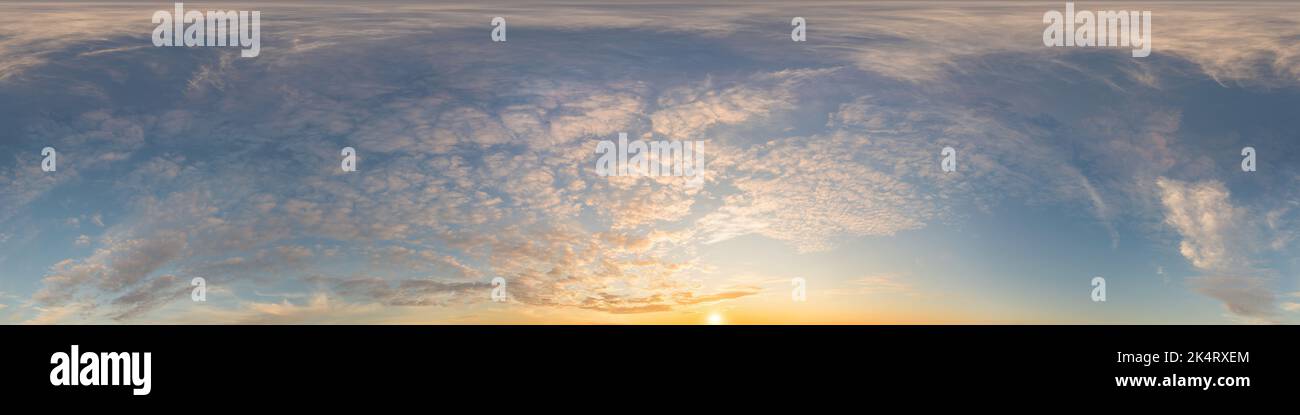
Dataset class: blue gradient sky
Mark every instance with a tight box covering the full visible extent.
[1,1,1298,324]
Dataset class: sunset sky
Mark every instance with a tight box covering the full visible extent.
[1,1,1298,324]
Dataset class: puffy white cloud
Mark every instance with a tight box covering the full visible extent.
[1156,178,1251,271]
[1157,178,1282,319]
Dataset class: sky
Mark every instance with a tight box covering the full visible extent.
[0,1,1298,324]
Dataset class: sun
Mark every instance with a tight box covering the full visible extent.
[706,312,725,325]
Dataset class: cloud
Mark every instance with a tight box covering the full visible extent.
[1188,275,1276,319]
[1157,178,1280,319]
[7,1,1300,88]
[0,5,143,82]
[22,304,87,325]
[32,230,189,319]
[325,276,489,307]
[189,245,314,280]
[237,293,385,324]
[107,274,192,320]
[650,79,791,140]
[849,275,912,295]
[545,88,645,144]
[1156,178,1252,271]
[695,133,938,252]
[367,246,481,279]
[0,154,64,225]
[793,2,1300,86]
[577,286,761,314]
